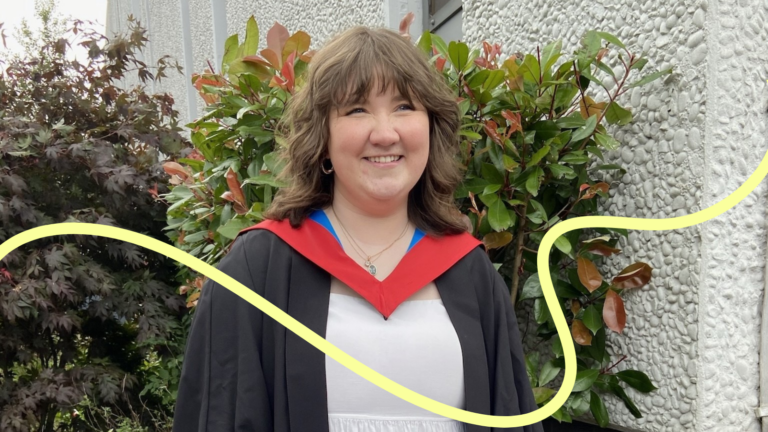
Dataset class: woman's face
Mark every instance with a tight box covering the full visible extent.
[327,83,430,210]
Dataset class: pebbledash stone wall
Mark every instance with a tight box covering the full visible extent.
[105,1,768,431]
[464,0,768,431]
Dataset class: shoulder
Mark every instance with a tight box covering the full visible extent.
[228,226,292,264]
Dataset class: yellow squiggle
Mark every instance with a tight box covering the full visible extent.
[1,148,766,427]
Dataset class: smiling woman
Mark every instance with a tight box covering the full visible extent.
[173,26,543,432]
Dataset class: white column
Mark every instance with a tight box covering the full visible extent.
[210,0,228,70]
[179,0,199,122]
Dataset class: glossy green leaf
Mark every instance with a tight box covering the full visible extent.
[416,31,432,56]
[488,199,512,231]
[556,114,586,129]
[467,69,490,89]
[551,407,572,423]
[519,273,543,301]
[590,391,610,427]
[571,114,598,142]
[554,235,572,255]
[525,352,539,387]
[525,167,544,196]
[481,162,505,185]
[615,370,658,393]
[483,70,507,91]
[628,68,673,88]
[222,34,240,69]
[548,163,576,179]
[243,16,260,57]
[610,382,643,418]
[539,359,562,387]
[581,30,601,57]
[559,151,589,164]
[604,102,633,125]
[533,387,556,404]
[217,217,253,240]
[448,41,469,72]
[594,133,621,150]
[528,145,550,166]
[596,31,626,49]
[572,369,599,393]
[534,298,550,324]
[520,54,541,83]
[431,33,449,58]
[630,58,649,71]
[582,305,602,334]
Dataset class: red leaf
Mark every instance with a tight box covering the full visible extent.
[579,183,591,193]
[266,22,290,67]
[597,48,609,62]
[163,162,189,180]
[269,74,288,89]
[612,262,652,289]
[436,56,446,72]
[225,168,248,213]
[582,182,610,200]
[220,191,235,202]
[148,183,159,199]
[398,12,415,39]
[281,51,296,93]
[483,41,492,58]
[260,48,281,70]
[483,120,503,146]
[603,290,626,333]
[237,57,275,81]
[577,257,602,292]
[501,110,523,134]
[572,319,592,346]
[299,49,315,63]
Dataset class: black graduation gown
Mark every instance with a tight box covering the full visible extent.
[172,218,544,432]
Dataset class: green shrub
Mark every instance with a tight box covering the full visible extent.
[164,16,671,426]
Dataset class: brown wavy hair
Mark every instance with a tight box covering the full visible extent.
[263,26,467,236]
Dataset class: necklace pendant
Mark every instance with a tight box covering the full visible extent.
[364,260,377,275]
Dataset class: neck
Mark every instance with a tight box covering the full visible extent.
[327,192,411,248]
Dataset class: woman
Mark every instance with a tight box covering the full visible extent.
[173,25,543,432]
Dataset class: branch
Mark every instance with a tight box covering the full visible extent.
[510,194,530,305]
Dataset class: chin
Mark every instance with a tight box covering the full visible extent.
[363,184,412,202]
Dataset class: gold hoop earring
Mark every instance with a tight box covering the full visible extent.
[321,158,334,174]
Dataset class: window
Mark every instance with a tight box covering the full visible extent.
[425,0,462,42]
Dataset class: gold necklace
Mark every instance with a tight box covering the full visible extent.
[330,206,410,275]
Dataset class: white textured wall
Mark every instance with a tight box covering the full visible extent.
[106,0,193,122]
[698,0,768,431]
[465,0,768,431]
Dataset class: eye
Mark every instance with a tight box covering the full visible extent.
[345,107,365,115]
[397,104,415,111]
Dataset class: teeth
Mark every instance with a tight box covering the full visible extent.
[367,155,400,163]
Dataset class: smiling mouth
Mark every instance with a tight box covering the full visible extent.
[364,155,403,163]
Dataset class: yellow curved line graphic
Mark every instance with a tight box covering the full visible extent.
[2,149,767,427]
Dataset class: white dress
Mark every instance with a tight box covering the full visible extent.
[325,293,466,432]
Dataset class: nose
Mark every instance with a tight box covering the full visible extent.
[368,115,399,146]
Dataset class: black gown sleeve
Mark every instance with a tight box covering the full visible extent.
[486,257,545,432]
[172,232,273,432]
